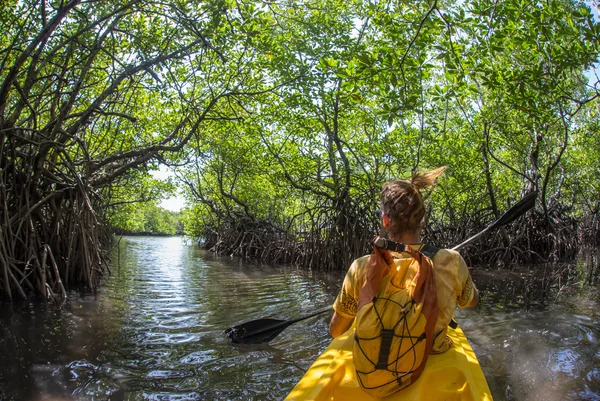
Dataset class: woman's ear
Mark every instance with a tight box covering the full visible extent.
[382,213,390,227]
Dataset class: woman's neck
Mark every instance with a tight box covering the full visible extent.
[393,231,421,244]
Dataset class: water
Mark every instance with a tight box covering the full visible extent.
[0,236,598,400]
[461,269,600,401]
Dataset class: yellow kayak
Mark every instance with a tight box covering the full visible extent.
[285,324,493,401]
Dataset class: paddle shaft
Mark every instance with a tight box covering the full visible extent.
[253,307,330,336]
[286,307,332,325]
[452,191,537,251]
[451,226,491,251]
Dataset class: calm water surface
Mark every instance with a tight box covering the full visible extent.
[0,236,598,401]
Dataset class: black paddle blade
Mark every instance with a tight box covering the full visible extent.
[225,318,290,344]
[225,308,331,344]
[490,191,537,229]
[226,325,289,344]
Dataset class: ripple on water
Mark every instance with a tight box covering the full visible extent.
[179,350,216,365]
[547,348,580,375]
[140,332,202,345]
[142,391,204,401]
[146,369,195,379]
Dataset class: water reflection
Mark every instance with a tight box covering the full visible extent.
[0,237,598,401]
[459,281,600,401]
[0,237,334,400]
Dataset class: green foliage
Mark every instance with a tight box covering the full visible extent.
[110,202,183,235]
[105,169,183,235]
[178,0,599,265]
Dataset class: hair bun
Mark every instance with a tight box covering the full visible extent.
[411,166,447,191]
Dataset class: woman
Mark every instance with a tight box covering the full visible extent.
[329,167,479,354]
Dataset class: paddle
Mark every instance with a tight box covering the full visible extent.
[225,307,331,344]
[226,191,537,344]
[451,191,537,251]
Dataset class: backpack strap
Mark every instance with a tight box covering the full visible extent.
[402,244,438,385]
[421,244,460,332]
[419,244,439,259]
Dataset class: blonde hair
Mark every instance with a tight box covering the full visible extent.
[380,166,447,240]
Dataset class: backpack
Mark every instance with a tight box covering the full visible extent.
[353,241,439,398]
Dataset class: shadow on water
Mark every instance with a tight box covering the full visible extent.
[0,236,598,401]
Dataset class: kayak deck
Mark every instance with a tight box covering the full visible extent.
[285,325,493,401]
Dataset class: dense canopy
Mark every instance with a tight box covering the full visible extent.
[1,0,599,299]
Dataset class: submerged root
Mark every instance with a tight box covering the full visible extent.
[204,197,377,271]
[0,135,111,300]
[202,198,593,272]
